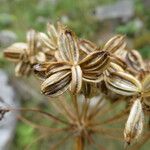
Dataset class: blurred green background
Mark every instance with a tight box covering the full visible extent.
[0,0,150,149]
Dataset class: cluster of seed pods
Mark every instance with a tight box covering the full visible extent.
[4,22,150,145]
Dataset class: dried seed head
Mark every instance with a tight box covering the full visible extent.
[70,65,82,94]
[79,39,97,54]
[33,62,52,79]
[110,55,127,70]
[35,51,46,63]
[103,35,126,53]
[15,61,31,77]
[126,50,145,73]
[106,62,124,73]
[58,27,79,64]
[124,99,144,144]
[38,23,58,53]
[3,29,46,76]
[41,70,71,97]
[38,32,57,52]
[47,23,58,43]
[80,51,110,83]
[105,71,142,96]
[26,29,46,64]
[27,29,37,56]
[3,43,27,62]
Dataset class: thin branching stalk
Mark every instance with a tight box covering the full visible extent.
[10,107,70,125]
[50,133,73,150]
[129,132,150,150]
[88,99,123,120]
[92,128,124,141]
[87,96,105,120]
[51,100,75,122]
[25,132,52,150]
[89,108,129,127]
[80,97,90,122]
[72,94,81,125]
[18,115,60,131]
[58,96,76,121]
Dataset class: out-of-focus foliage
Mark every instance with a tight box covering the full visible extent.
[13,123,38,150]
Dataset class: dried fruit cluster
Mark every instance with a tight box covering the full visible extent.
[3,23,150,149]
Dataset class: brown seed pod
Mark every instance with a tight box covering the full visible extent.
[79,39,97,54]
[124,98,144,144]
[41,71,71,97]
[38,23,58,53]
[126,50,145,73]
[3,43,27,62]
[70,65,82,94]
[104,71,142,96]
[3,29,46,76]
[103,35,126,53]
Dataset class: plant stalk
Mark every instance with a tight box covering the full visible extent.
[75,136,84,150]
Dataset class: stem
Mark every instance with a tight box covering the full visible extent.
[88,108,129,127]
[6,107,70,125]
[88,99,122,120]
[75,136,84,150]
[87,96,105,120]
[59,96,76,121]
[52,100,75,122]
[50,134,72,150]
[81,97,90,122]
[72,94,81,125]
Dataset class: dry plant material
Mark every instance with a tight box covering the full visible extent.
[3,22,150,150]
[4,30,46,76]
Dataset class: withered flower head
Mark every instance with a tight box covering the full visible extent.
[3,21,150,149]
[35,26,111,97]
[4,30,46,76]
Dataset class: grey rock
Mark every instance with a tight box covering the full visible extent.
[143,0,150,9]
[0,30,17,48]
[94,0,134,22]
[0,70,19,150]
